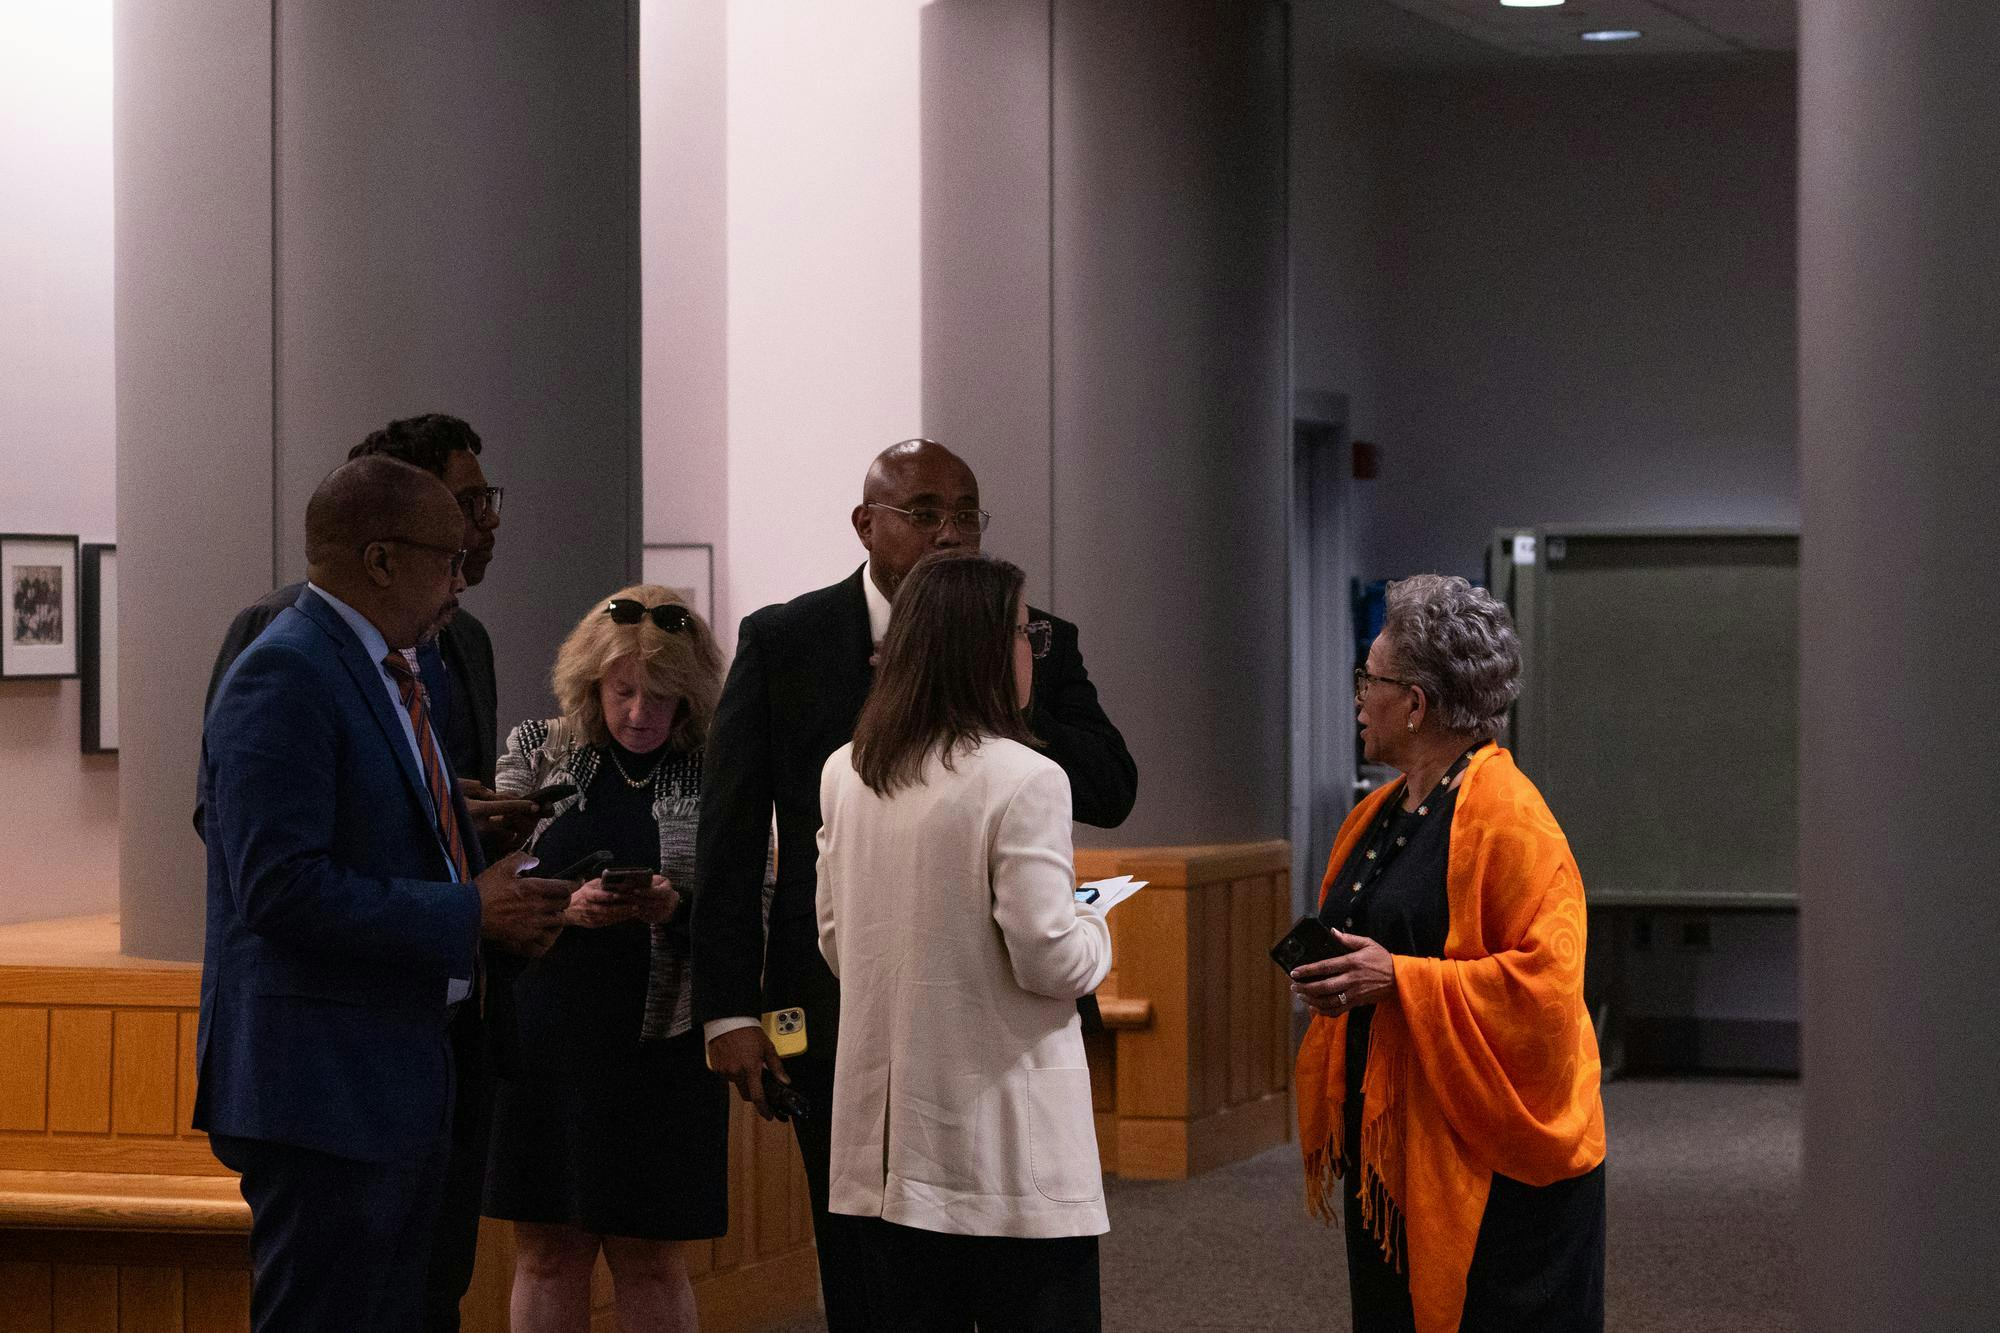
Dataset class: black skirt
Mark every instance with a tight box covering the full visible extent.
[484,1027,728,1241]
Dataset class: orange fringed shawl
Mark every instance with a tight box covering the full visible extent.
[1294,745,1605,1332]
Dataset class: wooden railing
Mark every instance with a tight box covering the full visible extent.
[1,833,1301,1326]
[1078,841,1295,1180]
[0,915,819,1333]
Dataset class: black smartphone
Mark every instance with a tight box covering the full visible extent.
[526,781,577,810]
[762,1069,811,1123]
[1270,914,1351,974]
[600,866,652,896]
[543,848,614,882]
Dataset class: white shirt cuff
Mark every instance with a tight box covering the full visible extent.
[703,1015,761,1045]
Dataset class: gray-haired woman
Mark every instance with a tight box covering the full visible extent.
[1288,574,1608,1332]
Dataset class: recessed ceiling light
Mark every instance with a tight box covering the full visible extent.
[1580,29,1643,41]
[1500,1,1566,8]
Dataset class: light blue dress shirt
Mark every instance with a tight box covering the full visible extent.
[306,584,471,1003]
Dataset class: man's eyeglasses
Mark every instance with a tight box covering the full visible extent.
[605,598,694,634]
[1019,620,1053,660]
[1354,666,1416,699]
[866,501,991,535]
[372,538,468,578]
[457,487,504,525]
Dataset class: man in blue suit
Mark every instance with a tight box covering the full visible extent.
[195,456,572,1332]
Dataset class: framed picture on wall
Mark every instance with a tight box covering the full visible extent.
[642,543,715,628]
[1,533,80,679]
[81,544,118,753]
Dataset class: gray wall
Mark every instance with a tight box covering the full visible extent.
[115,0,638,960]
[1362,63,1799,583]
[924,0,1291,848]
[1288,53,1803,1049]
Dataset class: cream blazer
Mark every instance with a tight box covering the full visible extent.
[816,737,1113,1238]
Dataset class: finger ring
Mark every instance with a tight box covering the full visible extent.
[1334,991,1347,1007]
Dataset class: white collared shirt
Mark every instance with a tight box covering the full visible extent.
[861,560,892,647]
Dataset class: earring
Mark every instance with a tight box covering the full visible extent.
[1407,719,1416,731]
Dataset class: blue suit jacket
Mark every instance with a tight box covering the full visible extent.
[194,588,483,1163]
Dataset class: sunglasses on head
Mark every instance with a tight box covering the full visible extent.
[604,598,693,634]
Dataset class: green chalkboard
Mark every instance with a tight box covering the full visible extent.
[1489,528,1798,910]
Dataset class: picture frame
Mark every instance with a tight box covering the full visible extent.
[1,533,81,679]
[80,543,118,754]
[642,543,715,628]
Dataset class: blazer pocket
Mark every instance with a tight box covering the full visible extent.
[1027,1066,1103,1204]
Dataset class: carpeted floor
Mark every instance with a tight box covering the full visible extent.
[761,1075,1798,1332]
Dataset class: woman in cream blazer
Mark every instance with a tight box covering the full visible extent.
[816,551,1112,1332]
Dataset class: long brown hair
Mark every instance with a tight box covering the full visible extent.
[850,551,1036,796]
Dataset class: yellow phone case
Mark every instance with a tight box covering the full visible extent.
[761,1006,808,1057]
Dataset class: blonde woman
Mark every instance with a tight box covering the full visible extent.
[484,585,728,1333]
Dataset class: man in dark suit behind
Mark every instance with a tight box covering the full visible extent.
[194,413,533,1333]
[692,438,1138,1330]
[195,457,571,1332]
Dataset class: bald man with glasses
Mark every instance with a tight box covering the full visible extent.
[195,413,535,1333]
[692,438,1137,1331]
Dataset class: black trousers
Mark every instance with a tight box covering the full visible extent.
[212,1130,451,1333]
[422,1000,493,1332]
[786,1054,880,1332]
[1344,1160,1607,1333]
[860,1218,1101,1332]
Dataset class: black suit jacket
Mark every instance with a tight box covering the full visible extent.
[691,566,1137,1053]
[194,582,498,833]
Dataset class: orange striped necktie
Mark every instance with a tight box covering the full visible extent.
[382,651,473,884]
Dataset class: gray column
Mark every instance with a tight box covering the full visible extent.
[923,0,1290,847]
[114,0,276,962]
[116,0,638,961]
[1799,3,2000,1328]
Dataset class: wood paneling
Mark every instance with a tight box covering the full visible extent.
[0,916,825,1333]
[0,970,199,1009]
[0,1139,232,1177]
[112,1014,180,1137]
[1079,842,1293,1180]
[117,1267,182,1333]
[180,1268,251,1332]
[174,1015,199,1140]
[51,1263,118,1332]
[48,1011,114,1135]
[0,1008,50,1132]
[0,1261,54,1332]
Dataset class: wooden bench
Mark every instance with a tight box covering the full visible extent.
[0,1169,248,1233]
[0,913,822,1332]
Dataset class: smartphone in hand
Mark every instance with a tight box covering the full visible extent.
[545,849,615,882]
[1270,914,1351,974]
[600,866,652,896]
[526,781,577,811]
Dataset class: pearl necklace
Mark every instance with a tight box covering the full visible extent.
[604,746,663,790]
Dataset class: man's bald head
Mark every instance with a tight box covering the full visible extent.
[853,438,984,600]
[862,438,976,506]
[302,456,468,649]
[305,455,461,571]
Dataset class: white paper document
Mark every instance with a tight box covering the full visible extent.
[1078,874,1147,913]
